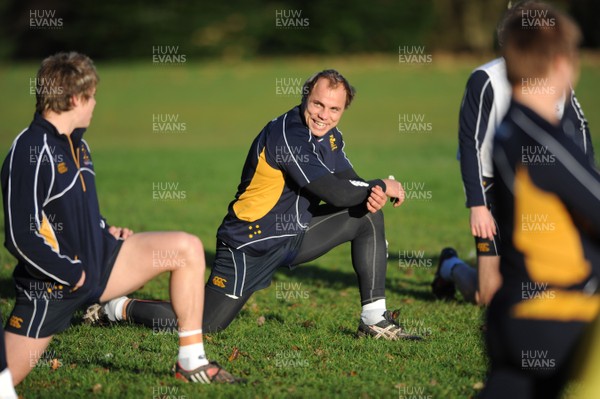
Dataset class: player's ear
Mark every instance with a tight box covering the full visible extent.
[553,55,577,91]
[70,94,80,108]
[71,93,89,109]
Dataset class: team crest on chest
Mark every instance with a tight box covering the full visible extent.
[329,134,337,151]
[57,162,68,174]
[81,146,92,166]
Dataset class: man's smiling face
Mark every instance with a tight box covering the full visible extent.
[303,77,347,137]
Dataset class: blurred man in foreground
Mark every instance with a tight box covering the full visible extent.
[481,4,600,398]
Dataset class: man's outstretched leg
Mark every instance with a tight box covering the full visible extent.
[95,204,417,340]
[291,205,420,340]
[88,290,248,334]
[99,231,240,383]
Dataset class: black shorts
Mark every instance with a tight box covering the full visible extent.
[5,241,123,338]
[483,291,589,397]
[475,177,500,257]
[207,234,304,298]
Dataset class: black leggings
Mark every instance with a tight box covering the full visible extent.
[292,205,387,304]
[126,205,387,333]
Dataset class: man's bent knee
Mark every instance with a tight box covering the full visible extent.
[361,209,385,235]
[367,209,384,226]
[174,232,205,272]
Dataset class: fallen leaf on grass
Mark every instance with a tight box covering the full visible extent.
[92,383,102,393]
[473,381,485,390]
[257,315,266,326]
[228,347,240,362]
[51,359,61,370]
[301,320,315,328]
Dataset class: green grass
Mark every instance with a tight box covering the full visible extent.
[0,55,599,398]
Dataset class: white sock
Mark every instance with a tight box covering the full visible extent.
[361,299,386,325]
[103,296,128,322]
[0,368,17,399]
[440,257,463,280]
[178,342,208,370]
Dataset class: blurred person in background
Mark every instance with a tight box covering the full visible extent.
[432,0,594,306]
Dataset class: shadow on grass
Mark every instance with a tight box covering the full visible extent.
[273,259,441,303]
[278,264,437,302]
[387,250,453,268]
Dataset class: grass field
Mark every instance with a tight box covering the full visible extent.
[0,55,599,398]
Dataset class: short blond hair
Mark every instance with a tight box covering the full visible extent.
[35,52,99,114]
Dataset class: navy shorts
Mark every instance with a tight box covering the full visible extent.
[475,177,500,257]
[207,234,304,298]
[5,241,123,338]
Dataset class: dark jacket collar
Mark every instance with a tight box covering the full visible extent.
[32,112,87,145]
